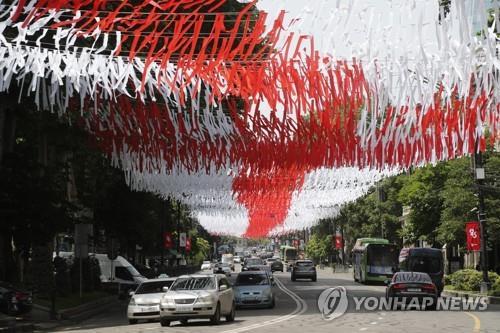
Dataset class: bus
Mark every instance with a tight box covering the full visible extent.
[280,245,298,271]
[352,238,398,283]
[398,247,444,295]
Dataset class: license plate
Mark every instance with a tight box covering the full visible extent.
[407,288,421,292]
[176,305,193,312]
[142,306,157,312]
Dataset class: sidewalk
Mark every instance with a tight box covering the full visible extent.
[442,289,500,305]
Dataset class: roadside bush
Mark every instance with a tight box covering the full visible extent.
[447,269,499,292]
[491,277,500,297]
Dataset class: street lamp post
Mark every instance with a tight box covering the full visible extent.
[474,150,490,293]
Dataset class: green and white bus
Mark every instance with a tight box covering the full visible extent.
[352,238,398,283]
[280,245,298,271]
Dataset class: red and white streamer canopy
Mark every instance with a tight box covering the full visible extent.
[0,0,498,237]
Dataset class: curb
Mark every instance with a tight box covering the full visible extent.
[442,290,500,304]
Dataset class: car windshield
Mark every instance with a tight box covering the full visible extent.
[135,280,173,294]
[393,272,432,283]
[170,277,216,291]
[408,256,442,274]
[236,274,269,286]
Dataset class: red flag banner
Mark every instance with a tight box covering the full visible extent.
[164,232,173,249]
[334,234,343,249]
[186,237,191,252]
[465,221,481,251]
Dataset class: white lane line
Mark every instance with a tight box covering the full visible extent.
[221,277,307,333]
[370,321,377,325]
[359,328,368,331]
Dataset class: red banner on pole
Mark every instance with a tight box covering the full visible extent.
[164,232,173,249]
[334,234,343,249]
[186,237,191,252]
[465,221,481,251]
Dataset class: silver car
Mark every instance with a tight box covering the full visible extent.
[160,274,235,327]
[127,278,176,324]
[234,271,275,308]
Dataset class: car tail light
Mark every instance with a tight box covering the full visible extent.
[392,283,406,290]
[422,284,436,292]
[15,292,28,300]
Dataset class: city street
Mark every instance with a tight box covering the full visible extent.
[44,269,500,333]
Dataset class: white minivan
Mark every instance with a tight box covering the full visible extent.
[94,254,146,287]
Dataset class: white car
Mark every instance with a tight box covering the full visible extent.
[214,263,232,276]
[234,256,241,264]
[127,278,176,324]
[201,261,212,270]
[160,274,235,327]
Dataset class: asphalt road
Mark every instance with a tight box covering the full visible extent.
[46,267,500,333]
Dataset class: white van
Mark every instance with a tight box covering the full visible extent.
[221,253,235,271]
[93,254,146,287]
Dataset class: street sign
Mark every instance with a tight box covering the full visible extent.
[179,232,187,247]
[465,221,481,251]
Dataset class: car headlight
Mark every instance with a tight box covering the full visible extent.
[161,297,174,306]
[197,295,213,303]
[129,298,136,306]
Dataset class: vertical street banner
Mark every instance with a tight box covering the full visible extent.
[334,233,343,249]
[465,221,481,251]
[186,237,191,252]
[179,232,187,247]
[164,232,173,249]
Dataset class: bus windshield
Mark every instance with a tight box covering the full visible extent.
[367,244,398,267]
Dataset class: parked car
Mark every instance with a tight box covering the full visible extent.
[213,263,232,276]
[0,282,32,316]
[201,261,212,271]
[127,278,177,324]
[270,259,284,273]
[386,272,438,309]
[291,260,316,281]
[234,271,275,308]
[159,274,235,326]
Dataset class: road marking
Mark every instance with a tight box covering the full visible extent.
[359,328,368,331]
[221,277,307,333]
[464,312,481,333]
[370,321,377,325]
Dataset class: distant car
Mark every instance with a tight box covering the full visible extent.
[127,278,176,324]
[214,263,232,276]
[159,274,235,326]
[234,271,275,309]
[266,258,277,265]
[291,260,316,282]
[201,261,212,271]
[0,282,32,316]
[386,272,438,309]
[234,256,241,264]
[241,257,265,271]
[270,260,284,273]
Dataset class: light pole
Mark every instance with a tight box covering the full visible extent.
[473,150,490,292]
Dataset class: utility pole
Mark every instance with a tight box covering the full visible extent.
[473,149,490,292]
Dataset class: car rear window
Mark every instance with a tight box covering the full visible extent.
[296,261,313,267]
[393,272,432,283]
[236,274,269,286]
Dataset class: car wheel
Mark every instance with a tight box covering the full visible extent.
[180,319,189,325]
[160,318,170,327]
[312,276,317,282]
[226,303,236,322]
[291,275,296,282]
[128,319,138,325]
[210,303,221,325]
[269,298,275,309]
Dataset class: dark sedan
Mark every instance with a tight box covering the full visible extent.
[386,272,438,309]
[291,260,316,282]
[0,282,32,316]
[270,260,284,273]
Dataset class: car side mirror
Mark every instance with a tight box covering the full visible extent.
[384,279,391,286]
[129,291,135,296]
[219,285,228,291]
[162,286,169,292]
